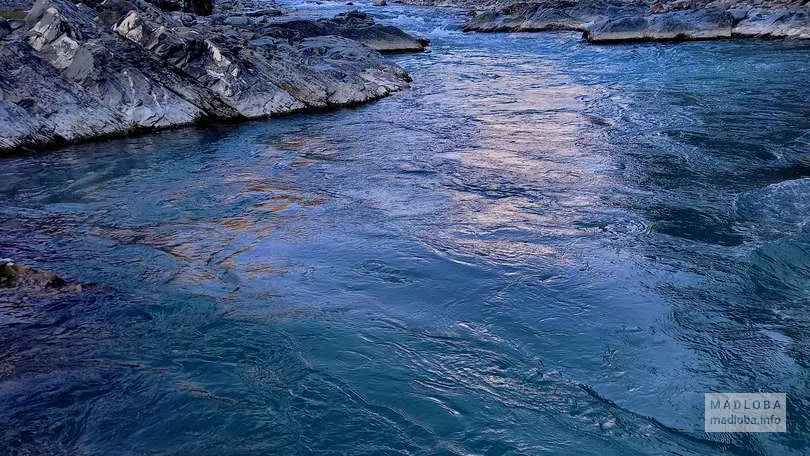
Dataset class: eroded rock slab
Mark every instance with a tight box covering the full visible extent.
[257,11,430,52]
[584,7,734,41]
[463,0,646,32]
[733,7,810,38]
[410,0,810,42]
[0,0,419,153]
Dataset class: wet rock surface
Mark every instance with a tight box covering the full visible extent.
[0,0,424,153]
[257,11,430,52]
[461,0,645,32]
[0,260,84,298]
[585,2,810,41]
[404,0,810,42]
[585,5,736,41]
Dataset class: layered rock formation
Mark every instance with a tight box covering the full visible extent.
[0,0,427,153]
[259,11,430,52]
[586,1,810,41]
[462,0,646,32]
[406,0,810,42]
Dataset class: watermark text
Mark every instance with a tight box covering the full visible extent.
[705,393,786,432]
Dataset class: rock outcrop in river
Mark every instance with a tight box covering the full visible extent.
[0,0,427,153]
[258,11,430,52]
[1,259,85,299]
[406,0,810,42]
[587,1,810,42]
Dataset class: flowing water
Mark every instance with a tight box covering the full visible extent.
[2,2,810,454]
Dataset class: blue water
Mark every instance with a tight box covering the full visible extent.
[2,1,810,454]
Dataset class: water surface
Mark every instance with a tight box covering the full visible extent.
[2,2,810,454]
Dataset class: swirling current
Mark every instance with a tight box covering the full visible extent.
[1,1,810,454]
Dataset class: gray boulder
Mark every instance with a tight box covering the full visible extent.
[224,15,251,25]
[585,8,734,41]
[733,8,810,38]
[257,11,430,52]
[463,0,647,32]
[728,7,748,20]
[583,4,810,42]
[413,0,810,42]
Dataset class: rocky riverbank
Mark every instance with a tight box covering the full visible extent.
[586,0,810,42]
[405,0,810,42]
[0,0,428,153]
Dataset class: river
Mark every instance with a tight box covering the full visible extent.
[1,1,809,454]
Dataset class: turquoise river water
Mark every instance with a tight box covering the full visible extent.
[1,1,810,454]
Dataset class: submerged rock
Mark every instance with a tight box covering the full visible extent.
[584,3,810,41]
[0,260,83,295]
[0,0,420,153]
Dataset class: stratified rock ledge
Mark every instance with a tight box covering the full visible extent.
[259,11,430,53]
[462,0,647,33]
[0,0,427,153]
[585,5,810,42]
[445,0,810,43]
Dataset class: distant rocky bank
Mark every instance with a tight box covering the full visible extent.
[403,0,810,42]
[0,0,428,153]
